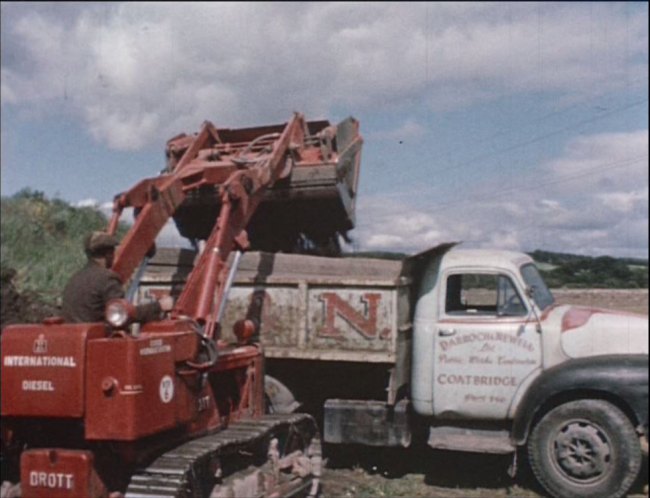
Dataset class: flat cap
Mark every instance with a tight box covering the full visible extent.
[84,231,118,255]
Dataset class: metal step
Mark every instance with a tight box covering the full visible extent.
[428,425,515,454]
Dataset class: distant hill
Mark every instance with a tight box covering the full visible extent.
[1,190,647,310]
[528,249,648,289]
[345,248,647,289]
[529,249,648,268]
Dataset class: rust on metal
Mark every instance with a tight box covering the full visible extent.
[138,249,413,364]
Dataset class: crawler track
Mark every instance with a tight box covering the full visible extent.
[125,413,320,498]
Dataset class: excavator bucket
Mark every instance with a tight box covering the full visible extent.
[167,116,363,255]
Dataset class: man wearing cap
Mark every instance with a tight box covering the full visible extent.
[62,231,173,323]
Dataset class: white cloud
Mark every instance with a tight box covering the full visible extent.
[352,129,648,258]
[75,198,100,208]
[365,234,404,249]
[597,190,648,214]
[353,197,462,253]
[156,219,192,249]
[2,3,646,259]
[96,202,189,248]
[367,119,427,142]
[544,130,649,194]
[2,3,647,150]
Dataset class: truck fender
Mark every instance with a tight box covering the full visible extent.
[264,375,301,414]
[511,354,648,445]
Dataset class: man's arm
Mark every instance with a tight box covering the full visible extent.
[105,272,173,323]
[134,301,163,323]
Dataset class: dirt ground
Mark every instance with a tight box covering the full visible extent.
[320,289,649,498]
[321,445,648,498]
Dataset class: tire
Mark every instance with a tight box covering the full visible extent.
[527,399,641,498]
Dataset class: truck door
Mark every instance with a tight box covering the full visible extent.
[433,271,541,419]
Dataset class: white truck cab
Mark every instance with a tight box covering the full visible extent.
[412,248,648,419]
[411,246,648,498]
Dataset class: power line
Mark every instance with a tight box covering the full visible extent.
[468,76,648,149]
[359,154,647,217]
[440,97,648,176]
[436,154,648,212]
[372,96,648,203]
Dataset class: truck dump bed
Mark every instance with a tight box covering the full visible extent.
[138,249,412,364]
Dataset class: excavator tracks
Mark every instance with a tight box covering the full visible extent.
[125,413,321,498]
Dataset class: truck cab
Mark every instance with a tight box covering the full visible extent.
[412,248,648,421]
[410,247,648,498]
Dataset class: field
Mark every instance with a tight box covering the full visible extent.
[320,289,649,498]
[551,288,648,315]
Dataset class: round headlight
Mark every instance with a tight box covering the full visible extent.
[105,300,130,328]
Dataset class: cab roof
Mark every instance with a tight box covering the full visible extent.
[442,247,534,273]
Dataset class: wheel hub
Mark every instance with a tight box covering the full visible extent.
[554,421,611,480]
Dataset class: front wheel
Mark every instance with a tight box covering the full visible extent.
[527,399,641,498]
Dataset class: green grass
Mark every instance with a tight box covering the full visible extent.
[0,189,125,304]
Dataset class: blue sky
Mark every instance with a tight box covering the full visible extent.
[1,2,648,258]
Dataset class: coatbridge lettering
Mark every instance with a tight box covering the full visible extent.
[3,356,77,368]
[437,374,517,387]
[318,292,391,340]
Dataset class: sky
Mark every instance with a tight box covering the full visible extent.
[1,2,648,258]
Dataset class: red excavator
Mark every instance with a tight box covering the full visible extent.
[1,112,363,497]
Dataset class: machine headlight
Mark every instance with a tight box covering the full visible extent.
[105,299,135,328]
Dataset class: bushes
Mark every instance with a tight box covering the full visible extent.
[0,189,122,305]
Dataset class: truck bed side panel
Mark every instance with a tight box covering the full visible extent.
[138,250,412,364]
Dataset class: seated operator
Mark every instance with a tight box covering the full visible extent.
[62,231,173,323]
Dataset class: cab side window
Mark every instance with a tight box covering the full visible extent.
[445,273,527,317]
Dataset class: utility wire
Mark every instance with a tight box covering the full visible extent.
[468,75,647,149]
[375,96,648,202]
[357,154,647,220]
[441,97,648,175]
[431,154,647,212]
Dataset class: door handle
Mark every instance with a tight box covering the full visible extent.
[438,328,457,337]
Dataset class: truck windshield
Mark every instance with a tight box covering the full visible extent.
[520,263,555,311]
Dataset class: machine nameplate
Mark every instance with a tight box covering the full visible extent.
[140,339,172,356]
[4,355,77,368]
[22,380,55,391]
[159,375,174,403]
[29,471,74,490]
[197,395,210,411]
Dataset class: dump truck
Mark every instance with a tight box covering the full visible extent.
[0,112,363,498]
[138,243,649,498]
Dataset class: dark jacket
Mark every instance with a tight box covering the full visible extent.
[62,260,161,324]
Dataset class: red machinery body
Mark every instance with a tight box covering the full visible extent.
[2,321,263,497]
[20,449,105,498]
[1,113,354,497]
